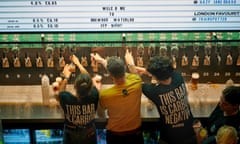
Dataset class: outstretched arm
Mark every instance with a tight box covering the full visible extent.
[71,54,103,90]
[124,49,149,75]
[54,64,71,101]
[92,74,102,91]
[70,54,88,74]
[90,53,107,69]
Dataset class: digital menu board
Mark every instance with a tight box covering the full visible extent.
[0,0,239,32]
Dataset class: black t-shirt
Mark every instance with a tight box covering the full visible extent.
[207,104,240,136]
[59,87,99,127]
[142,72,196,144]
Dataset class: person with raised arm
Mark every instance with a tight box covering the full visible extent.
[125,49,199,144]
[54,54,102,144]
[91,53,144,144]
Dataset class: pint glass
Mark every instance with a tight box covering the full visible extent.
[191,72,199,90]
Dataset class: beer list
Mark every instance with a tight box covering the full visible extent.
[0,0,239,32]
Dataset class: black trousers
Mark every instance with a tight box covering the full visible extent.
[63,124,97,144]
[106,127,144,144]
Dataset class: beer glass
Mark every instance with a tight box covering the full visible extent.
[191,72,199,90]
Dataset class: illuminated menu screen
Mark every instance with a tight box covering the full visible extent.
[0,0,239,32]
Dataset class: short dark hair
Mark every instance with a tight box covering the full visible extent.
[147,56,174,80]
[107,57,125,79]
[74,73,93,98]
[222,86,240,105]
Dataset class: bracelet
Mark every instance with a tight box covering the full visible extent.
[60,73,69,81]
[127,64,135,67]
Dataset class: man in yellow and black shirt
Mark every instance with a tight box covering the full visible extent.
[91,53,144,144]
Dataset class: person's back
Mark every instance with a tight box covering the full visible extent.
[92,54,144,144]
[59,81,99,144]
[55,55,101,144]
[124,53,197,144]
[142,71,196,144]
[100,73,142,131]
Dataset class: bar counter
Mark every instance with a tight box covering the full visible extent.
[0,83,232,130]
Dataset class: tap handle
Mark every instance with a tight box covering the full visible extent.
[181,54,188,66]
[36,54,43,68]
[2,55,10,68]
[59,55,65,68]
[81,56,88,67]
[13,55,21,68]
[217,54,221,66]
[25,53,32,67]
[172,55,177,69]
[47,55,54,68]
[226,53,233,65]
[203,54,211,66]
[236,55,240,66]
[192,54,199,67]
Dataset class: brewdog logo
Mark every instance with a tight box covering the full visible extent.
[159,84,191,127]
[65,103,96,125]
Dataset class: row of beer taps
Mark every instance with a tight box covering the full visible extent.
[1,44,93,71]
[134,43,240,69]
[1,45,240,69]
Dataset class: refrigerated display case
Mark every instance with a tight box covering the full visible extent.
[2,128,161,144]
[3,129,30,144]
[34,129,63,144]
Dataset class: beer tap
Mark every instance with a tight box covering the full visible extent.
[192,42,199,67]
[236,54,240,66]
[13,55,21,68]
[148,33,155,58]
[204,43,211,55]
[12,46,21,68]
[81,48,88,67]
[171,44,178,69]
[81,56,88,67]
[136,43,144,67]
[47,54,54,68]
[216,53,221,66]
[58,46,65,68]
[58,53,65,68]
[46,45,54,68]
[226,52,233,65]
[159,45,167,56]
[36,53,43,68]
[148,43,155,58]
[67,46,77,73]
[24,53,32,68]
[203,43,211,66]
[137,43,144,56]
[181,54,188,66]
[192,53,199,67]
[237,47,240,66]
[172,55,177,69]
[203,54,211,66]
[2,53,9,68]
